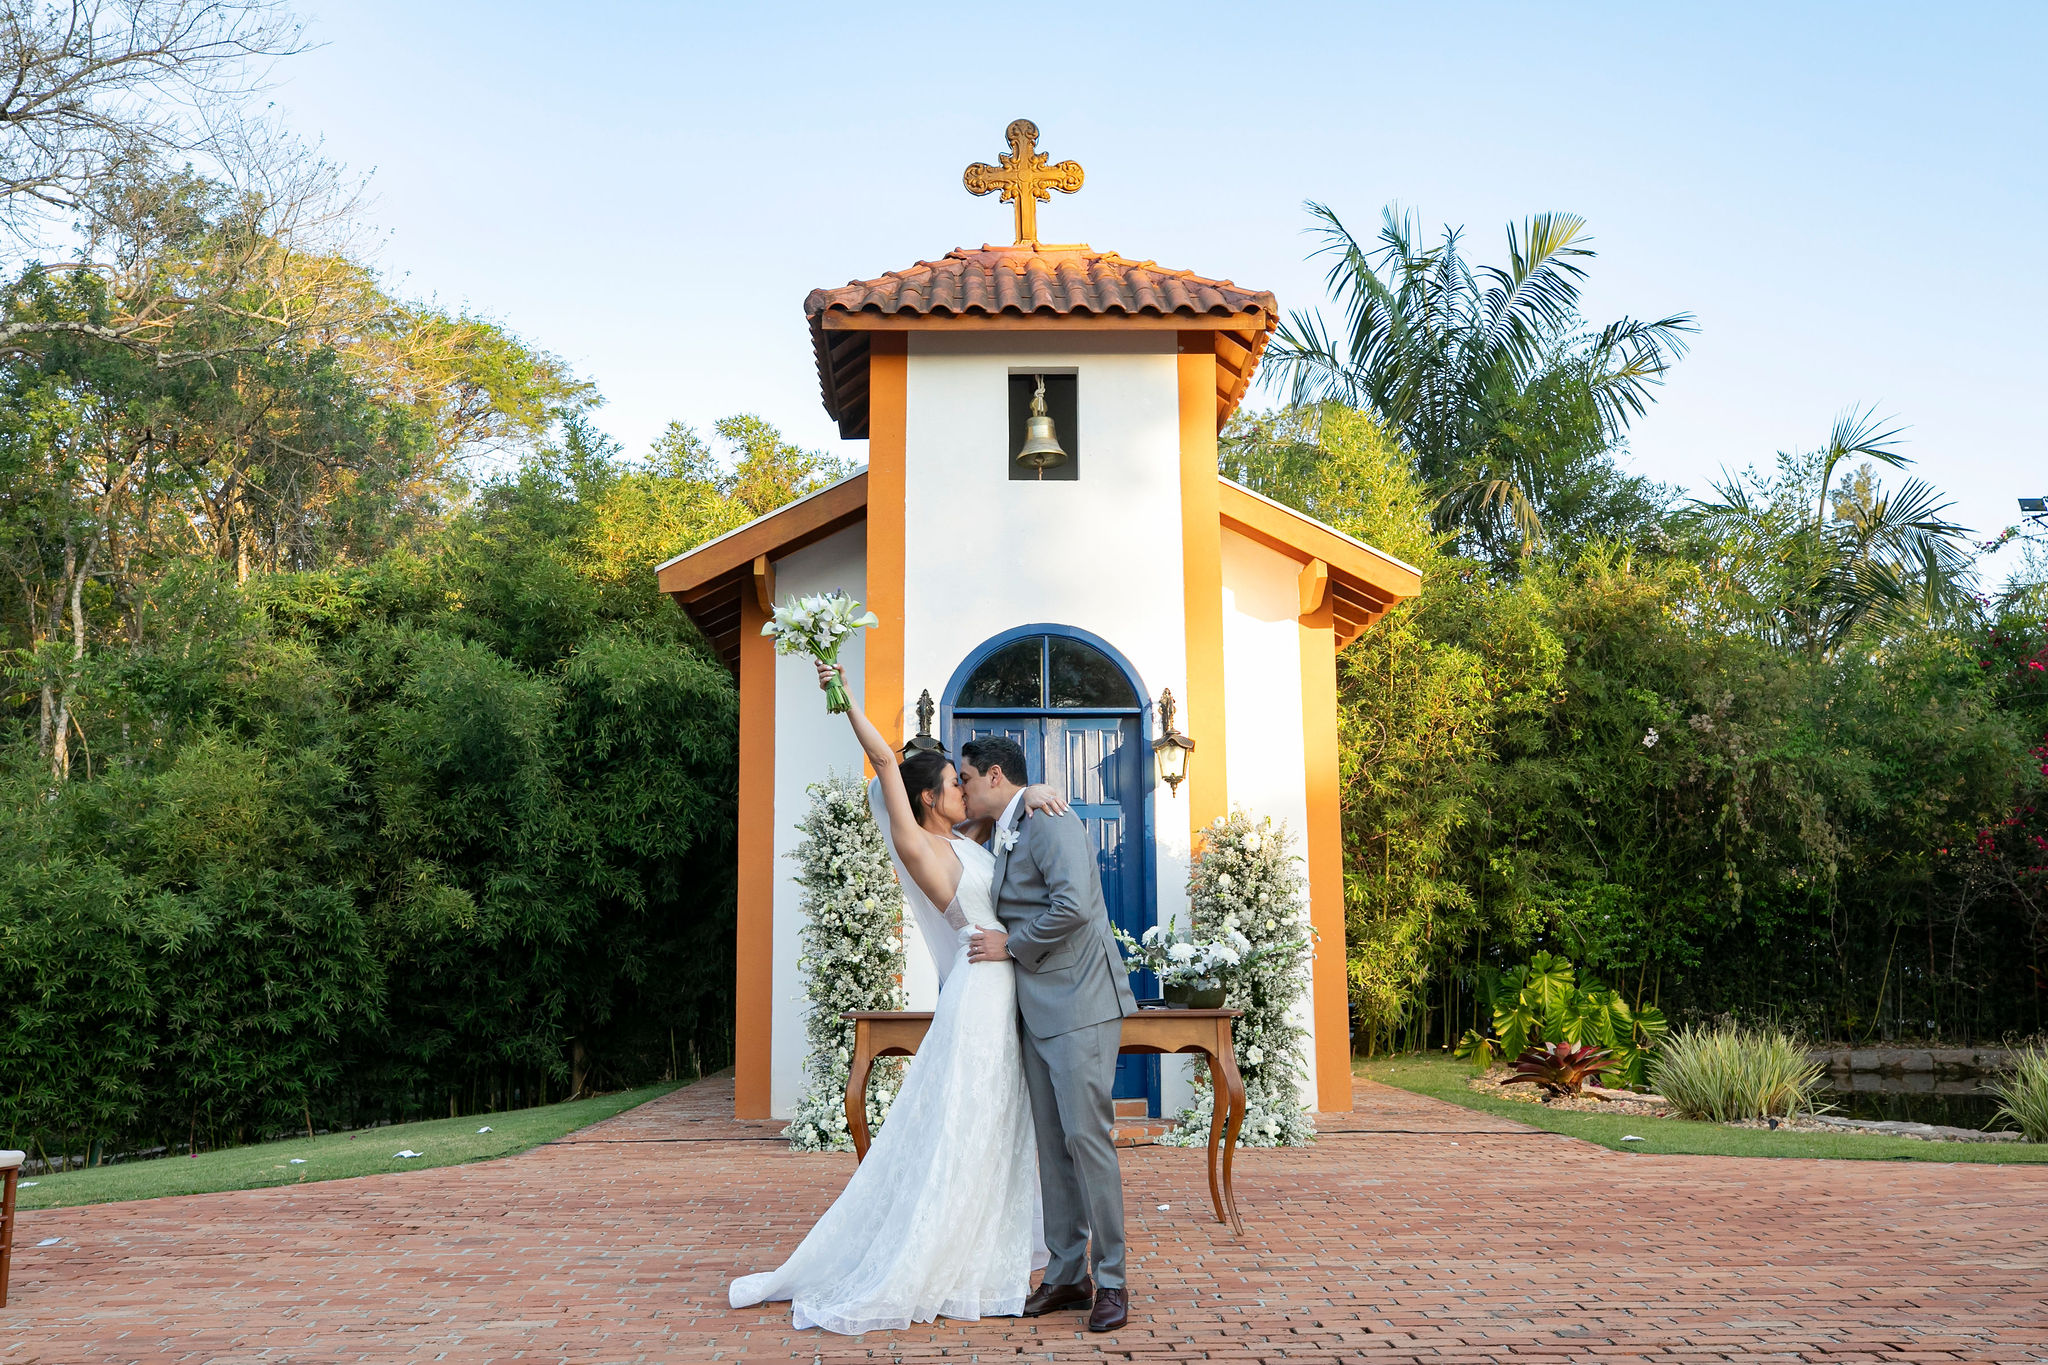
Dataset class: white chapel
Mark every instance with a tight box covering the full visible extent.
[658,121,1420,1122]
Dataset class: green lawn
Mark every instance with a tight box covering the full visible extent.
[1358,1054,2048,1164]
[11,1083,679,1210]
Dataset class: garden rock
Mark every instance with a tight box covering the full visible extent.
[1809,1115,2021,1143]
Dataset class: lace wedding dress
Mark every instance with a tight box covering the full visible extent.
[728,785,1045,1335]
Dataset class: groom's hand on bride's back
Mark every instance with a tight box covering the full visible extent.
[967,928,1010,963]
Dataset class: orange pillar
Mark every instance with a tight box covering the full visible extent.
[733,590,776,1119]
[1299,599,1353,1109]
[866,334,908,749]
[1177,333,1227,838]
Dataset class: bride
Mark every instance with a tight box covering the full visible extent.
[728,661,1061,1335]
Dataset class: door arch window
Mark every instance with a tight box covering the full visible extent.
[957,633,1139,711]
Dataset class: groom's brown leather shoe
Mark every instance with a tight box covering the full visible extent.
[1087,1287,1129,1332]
[1022,1278,1093,1316]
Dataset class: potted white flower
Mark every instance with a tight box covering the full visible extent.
[1114,922,1256,1009]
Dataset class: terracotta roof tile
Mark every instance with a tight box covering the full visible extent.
[804,245,1276,324]
[805,245,1278,438]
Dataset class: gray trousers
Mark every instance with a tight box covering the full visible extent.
[1019,1017,1126,1290]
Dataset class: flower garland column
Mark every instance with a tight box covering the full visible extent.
[1179,812,1317,1147]
[782,774,908,1152]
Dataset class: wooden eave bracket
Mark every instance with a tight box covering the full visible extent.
[752,556,775,614]
[1298,558,1330,615]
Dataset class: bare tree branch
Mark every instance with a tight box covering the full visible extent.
[0,0,306,241]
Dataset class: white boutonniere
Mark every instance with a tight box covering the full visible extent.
[995,828,1020,853]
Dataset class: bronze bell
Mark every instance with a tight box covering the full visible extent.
[1015,375,1068,469]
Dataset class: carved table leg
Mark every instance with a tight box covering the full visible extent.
[1201,1046,1228,1227]
[844,1031,876,1163]
[1214,1021,1247,1235]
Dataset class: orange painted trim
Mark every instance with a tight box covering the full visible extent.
[1177,332,1227,837]
[733,590,776,1119]
[1217,478,1421,606]
[656,471,868,597]
[866,334,908,750]
[1298,596,1352,1110]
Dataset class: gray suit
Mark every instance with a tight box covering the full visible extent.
[993,806,1139,1290]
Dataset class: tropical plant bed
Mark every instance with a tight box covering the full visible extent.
[1347,1055,2048,1164]
[1469,1068,1672,1117]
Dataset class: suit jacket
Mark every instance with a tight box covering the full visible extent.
[993,806,1140,1040]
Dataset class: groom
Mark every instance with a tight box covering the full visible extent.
[961,736,1140,1334]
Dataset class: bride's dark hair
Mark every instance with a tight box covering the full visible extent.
[899,750,953,827]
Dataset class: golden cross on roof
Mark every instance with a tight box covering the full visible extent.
[963,119,1084,246]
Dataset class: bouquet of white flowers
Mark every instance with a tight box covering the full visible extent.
[763,590,879,713]
[1114,921,1256,990]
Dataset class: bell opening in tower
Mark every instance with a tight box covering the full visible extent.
[1007,372,1079,482]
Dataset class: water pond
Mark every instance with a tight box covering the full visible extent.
[1817,1071,2014,1131]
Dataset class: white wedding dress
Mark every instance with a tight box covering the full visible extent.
[728,787,1046,1335]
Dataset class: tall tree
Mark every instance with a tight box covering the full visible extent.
[0,1,305,234]
[0,2,361,367]
[0,179,587,779]
[1265,204,1693,562]
[1686,408,1977,654]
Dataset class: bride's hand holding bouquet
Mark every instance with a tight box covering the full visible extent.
[764,591,878,713]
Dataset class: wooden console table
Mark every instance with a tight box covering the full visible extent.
[843,1008,1246,1234]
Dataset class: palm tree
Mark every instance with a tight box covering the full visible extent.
[1686,408,1976,653]
[1264,204,1695,559]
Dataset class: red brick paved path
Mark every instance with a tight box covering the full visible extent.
[4,1075,2045,1363]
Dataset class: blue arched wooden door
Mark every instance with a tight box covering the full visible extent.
[946,627,1159,1115]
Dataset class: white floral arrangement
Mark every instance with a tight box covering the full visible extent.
[762,591,878,713]
[1159,811,1317,1149]
[782,772,908,1152]
[1115,922,1254,989]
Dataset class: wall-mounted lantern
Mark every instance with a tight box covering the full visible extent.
[902,688,944,757]
[1152,688,1194,797]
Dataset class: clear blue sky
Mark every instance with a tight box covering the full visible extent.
[282,1,2046,565]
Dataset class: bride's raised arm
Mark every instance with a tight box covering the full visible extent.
[816,662,957,906]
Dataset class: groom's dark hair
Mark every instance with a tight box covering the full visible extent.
[961,735,1029,788]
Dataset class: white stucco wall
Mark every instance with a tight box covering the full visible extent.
[901,331,1194,931]
[769,525,870,1120]
[903,331,1201,1115]
[1219,528,1319,1111]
